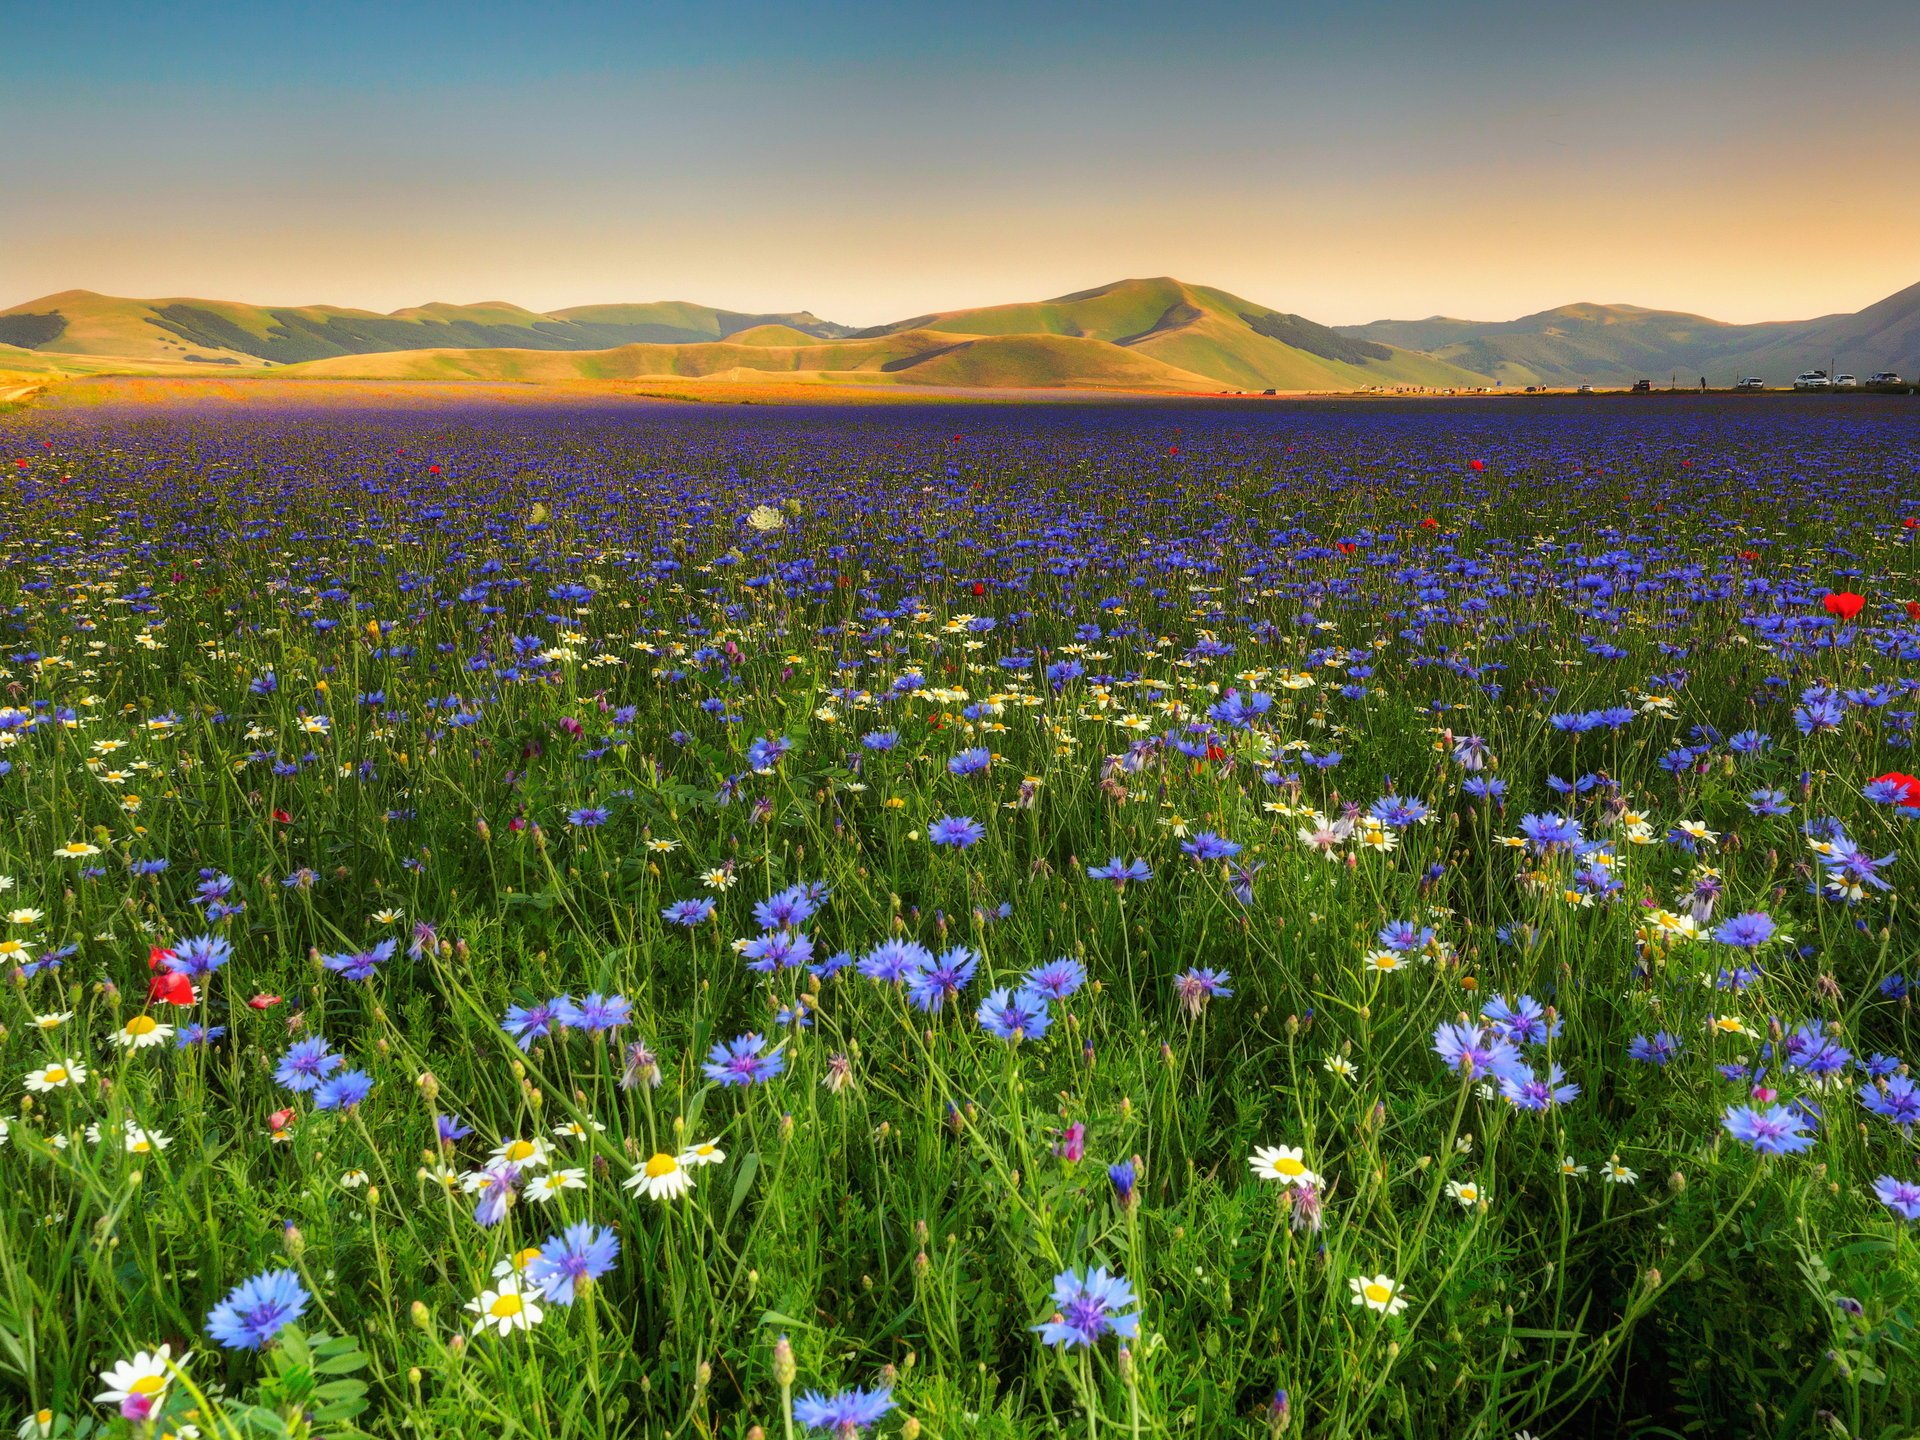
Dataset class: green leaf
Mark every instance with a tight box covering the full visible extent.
[724,1150,761,1228]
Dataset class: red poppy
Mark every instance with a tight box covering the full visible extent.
[1335,541,1357,555]
[147,945,176,972]
[1737,549,1759,562]
[970,582,985,597]
[428,464,442,474]
[1907,600,1920,621]
[1906,517,1919,530]
[1168,446,1179,456]
[1824,591,1865,621]
[1419,517,1439,530]
[12,459,26,469]
[148,971,195,1006]
[1872,772,1920,805]
[1468,459,1485,471]
[267,1107,296,1135]
[247,993,284,1010]
[271,808,293,825]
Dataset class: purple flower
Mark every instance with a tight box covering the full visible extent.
[1860,1075,1920,1127]
[703,1033,786,1086]
[792,1386,894,1436]
[1713,911,1777,949]
[502,998,564,1051]
[928,815,986,848]
[274,1036,342,1093]
[1174,967,1231,1018]
[1180,830,1242,862]
[1023,958,1086,1001]
[1628,1032,1682,1066]
[206,1269,309,1350]
[321,939,397,982]
[1722,1103,1815,1156]
[556,992,632,1034]
[662,897,717,927]
[979,987,1052,1041]
[858,938,932,983]
[1087,856,1153,889]
[314,1069,373,1111]
[906,946,978,1012]
[1034,1267,1141,1348]
[1872,1175,1920,1221]
[1431,1021,1527,1083]
[529,1221,620,1305]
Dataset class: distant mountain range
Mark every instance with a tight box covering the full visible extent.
[3,277,1915,391]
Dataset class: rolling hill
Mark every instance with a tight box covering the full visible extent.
[0,278,1488,392]
[0,290,854,368]
[1339,282,1920,386]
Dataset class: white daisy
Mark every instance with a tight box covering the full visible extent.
[466,1277,544,1336]
[623,1150,694,1201]
[94,1345,179,1407]
[25,1058,87,1092]
[1348,1273,1409,1316]
[114,1014,175,1049]
[524,1168,588,1203]
[1249,1145,1320,1188]
[679,1139,727,1167]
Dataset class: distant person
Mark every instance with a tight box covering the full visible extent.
[1699,377,1707,391]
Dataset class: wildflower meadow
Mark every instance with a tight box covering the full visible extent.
[1,395,1917,1439]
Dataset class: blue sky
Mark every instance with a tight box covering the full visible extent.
[4,0,1917,324]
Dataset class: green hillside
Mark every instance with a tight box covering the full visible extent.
[0,291,853,367]
[1339,289,1920,386]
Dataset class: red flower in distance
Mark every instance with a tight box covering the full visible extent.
[1419,517,1439,530]
[247,993,284,1010]
[1906,600,1920,620]
[1823,591,1865,621]
[1468,459,1485,471]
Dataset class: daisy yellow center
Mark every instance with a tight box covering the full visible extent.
[1363,1281,1393,1306]
[43,1067,67,1084]
[125,1016,158,1036]
[510,1247,541,1271]
[645,1152,680,1178]
[1376,955,1400,969]
[1275,1156,1306,1176]
[130,1376,166,1396]
[131,1139,151,1153]
[502,1140,536,1161]
[488,1293,524,1318]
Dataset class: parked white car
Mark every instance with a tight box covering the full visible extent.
[1736,378,1765,391]
[1794,370,1832,390]
[1835,374,1859,388]
[1870,371,1904,385]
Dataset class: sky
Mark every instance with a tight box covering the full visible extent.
[4,0,1918,328]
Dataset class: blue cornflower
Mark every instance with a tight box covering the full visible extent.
[859,730,900,751]
[1432,1021,1527,1083]
[745,735,793,773]
[858,938,933,983]
[1034,1268,1141,1348]
[314,1069,373,1111]
[1518,813,1583,851]
[978,987,1052,1041]
[206,1269,310,1350]
[1628,1032,1683,1066]
[1175,967,1231,1017]
[661,897,717,926]
[1179,830,1242,862]
[1087,856,1153,888]
[1377,920,1436,955]
[905,946,978,1013]
[1498,1063,1580,1111]
[1481,993,1557,1045]
[1109,1159,1138,1206]
[792,1386,895,1436]
[321,939,397,982]
[1746,788,1792,817]
[175,1022,227,1048]
[753,884,822,930]
[556,992,632,1034]
[274,1036,343,1093]
[529,1222,621,1305]
[1023,958,1087,1001]
[703,1033,786,1086]
[1461,776,1507,801]
[1723,1103,1815,1156]
[1728,729,1771,756]
[1713,911,1777,949]
[1367,796,1430,827]
[566,806,610,828]
[502,999,564,1051]
[1860,1075,1920,1127]
[742,930,815,973]
[948,747,992,776]
[436,1114,473,1145]
[1874,1175,1920,1221]
[928,815,986,848]
[164,934,232,978]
